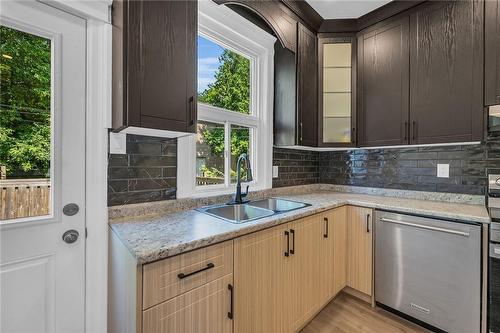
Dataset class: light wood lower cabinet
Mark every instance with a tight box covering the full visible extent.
[233,222,293,333]
[347,206,373,296]
[109,205,374,333]
[332,206,348,296]
[234,207,353,333]
[290,215,322,331]
[318,206,348,306]
[142,274,233,333]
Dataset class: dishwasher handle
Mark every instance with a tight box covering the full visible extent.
[379,217,470,237]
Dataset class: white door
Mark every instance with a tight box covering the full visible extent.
[0,1,86,332]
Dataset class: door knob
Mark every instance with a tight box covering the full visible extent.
[62,230,79,244]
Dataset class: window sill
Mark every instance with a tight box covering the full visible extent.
[177,182,269,199]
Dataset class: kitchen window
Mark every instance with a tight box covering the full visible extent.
[177,1,275,198]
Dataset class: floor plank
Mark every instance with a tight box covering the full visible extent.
[301,292,430,333]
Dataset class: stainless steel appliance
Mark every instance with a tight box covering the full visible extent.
[375,211,482,333]
[488,175,500,333]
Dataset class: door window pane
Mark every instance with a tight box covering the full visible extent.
[0,26,52,221]
[196,121,225,186]
[197,35,251,115]
[230,125,250,183]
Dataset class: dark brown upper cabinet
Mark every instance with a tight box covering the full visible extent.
[112,0,197,135]
[409,0,483,144]
[274,22,318,147]
[485,0,500,106]
[318,34,357,147]
[297,22,318,147]
[357,16,409,147]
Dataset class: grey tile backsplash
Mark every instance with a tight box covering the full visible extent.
[108,134,177,206]
[108,134,499,206]
[318,136,500,195]
[272,148,320,187]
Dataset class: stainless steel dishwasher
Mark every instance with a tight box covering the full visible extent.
[375,211,482,333]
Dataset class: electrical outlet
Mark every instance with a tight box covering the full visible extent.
[437,163,449,178]
[272,166,279,178]
[109,132,126,154]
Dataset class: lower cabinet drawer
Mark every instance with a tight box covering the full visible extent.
[142,274,234,333]
[143,240,233,309]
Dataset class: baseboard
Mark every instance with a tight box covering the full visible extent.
[343,286,372,304]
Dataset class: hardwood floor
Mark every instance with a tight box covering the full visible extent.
[301,292,430,333]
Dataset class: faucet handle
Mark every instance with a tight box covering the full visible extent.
[242,185,249,198]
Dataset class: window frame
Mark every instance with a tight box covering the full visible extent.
[177,0,275,198]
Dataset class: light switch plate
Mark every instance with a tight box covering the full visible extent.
[272,166,279,178]
[109,132,126,154]
[437,163,449,178]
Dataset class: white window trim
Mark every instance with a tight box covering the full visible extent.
[177,0,276,198]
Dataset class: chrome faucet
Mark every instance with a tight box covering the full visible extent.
[229,153,253,204]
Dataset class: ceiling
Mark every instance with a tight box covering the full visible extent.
[305,0,393,19]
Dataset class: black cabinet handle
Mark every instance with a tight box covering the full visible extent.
[412,121,417,141]
[290,229,295,255]
[228,284,234,319]
[284,230,290,257]
[323,217,329,238]
[177,262,214,279]
[351,127,356,143]
[366,214,371,233]
[404,121,408,141]
[300,122,303,142]
[188,96,195,126]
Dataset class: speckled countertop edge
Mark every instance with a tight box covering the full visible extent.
[109,189,490,264]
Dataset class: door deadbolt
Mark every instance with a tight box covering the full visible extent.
[62,230,79,244]
[63,203,79,216]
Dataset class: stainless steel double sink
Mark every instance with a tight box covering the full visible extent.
[197,198,310,224]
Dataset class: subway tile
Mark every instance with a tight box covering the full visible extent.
[129,155,176,167]
[108,167,163,180]
[126,142,162,155]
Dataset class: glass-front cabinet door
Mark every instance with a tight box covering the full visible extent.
[318,35,356,147]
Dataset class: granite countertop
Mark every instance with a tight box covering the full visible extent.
[109,190,490,264]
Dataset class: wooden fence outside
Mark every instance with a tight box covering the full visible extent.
[0,179,51,221]
[196,177,224,186]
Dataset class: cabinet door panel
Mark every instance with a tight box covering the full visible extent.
[290,215,321,331]
[409,0,483,144]
[319,207,347,305]
[358,17,410,147]
[233,223,292,333]
[332,206,348,296]
[347,206,373,296]
[485,0,500,106]
[142,274,233,333]
[137,0,197,131]
[297,23,318,147]
[318,35,357,147]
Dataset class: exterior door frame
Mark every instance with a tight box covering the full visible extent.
[39,1,112,332]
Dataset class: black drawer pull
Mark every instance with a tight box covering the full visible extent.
[366,214,371,233]
[228,284,234,319]
[177,262,215,279]
[284,230,290,257]
[324,217,329,238]
[290,229,295,255]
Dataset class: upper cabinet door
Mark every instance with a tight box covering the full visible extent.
[297,23,318,147]
[136,0,197,133]
[318,35,357,147]
[113,0,197,134]
[485,0,500,106]
[409,0,483,144]
[358,17,410,147]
